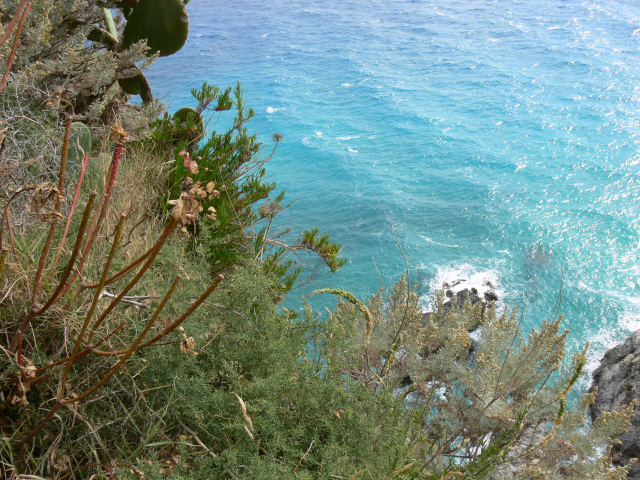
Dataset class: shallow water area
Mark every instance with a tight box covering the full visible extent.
[146,0,640,387]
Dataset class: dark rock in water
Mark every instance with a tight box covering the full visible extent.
[444,288,480,313]
[484,290,499,302]
[421,287,499,334]
[590,330,640,479]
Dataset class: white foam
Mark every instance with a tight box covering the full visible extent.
[341,82,353,87]
[422,264,504,312]
[419,235,461,248]
[315,131,323,137]
[337,135,360,141]
[348,147,358,153]
[266,106,277,113]
[429,264,501,297]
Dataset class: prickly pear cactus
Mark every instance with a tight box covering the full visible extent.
[68,122,92,174]
[102,8,118,39]
[174,106,203,131]
[121,0,189,57]
[118,67,153,103]
[171,107,204,141]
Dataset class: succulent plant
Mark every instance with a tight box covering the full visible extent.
[102,8,118,39]
[173,107,203,132]
[118,67,153,103]
[173,107,204,141]
[121,0,189,57]
[87,1,190,103]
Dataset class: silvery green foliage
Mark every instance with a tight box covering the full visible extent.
[0,0,154,119]
[321,276,635,478]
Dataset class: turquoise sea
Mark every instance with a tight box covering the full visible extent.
[146,0,640,383]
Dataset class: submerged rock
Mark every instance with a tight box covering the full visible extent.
[590,329,640,479]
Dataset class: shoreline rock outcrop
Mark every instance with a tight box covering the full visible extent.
[590,329,640,479]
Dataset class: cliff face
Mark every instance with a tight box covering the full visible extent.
[590,330,640,479]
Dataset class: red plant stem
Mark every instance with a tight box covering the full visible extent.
[93,274,224,356]
[64,276,183,404]
[0,2,31,96]
[59,213,126,398]
[0,0,27,47]
[0,248,7,277]
[31,118,72,305]
[5,208,18,258]
[9,193,97,353]
[86,217,179,345]
[81,144,121,254]
[67,143,122,290]
[80,247,153,289]
[51,151,89,271]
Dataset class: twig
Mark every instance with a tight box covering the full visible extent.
[98,290,155,309]
[177,419,217,457]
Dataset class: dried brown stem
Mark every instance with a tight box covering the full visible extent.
[85,217,179,344]
[16,400,61,446]
[94,274,224,356]
[80,246,153,289]
[0,247,7,277]
[35,322,125,375]
[5,208,17,258]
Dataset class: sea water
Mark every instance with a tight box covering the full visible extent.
[145,0,640,384]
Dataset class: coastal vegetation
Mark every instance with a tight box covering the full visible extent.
[0,1,636,479]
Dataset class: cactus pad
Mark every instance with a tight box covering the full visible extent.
[118,68,153,103]
[172,107,204,140]
[121,0,189,57]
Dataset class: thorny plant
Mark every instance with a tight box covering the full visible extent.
[0,119,224,454]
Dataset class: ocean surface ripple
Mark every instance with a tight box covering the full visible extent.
[146,0,640,382]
